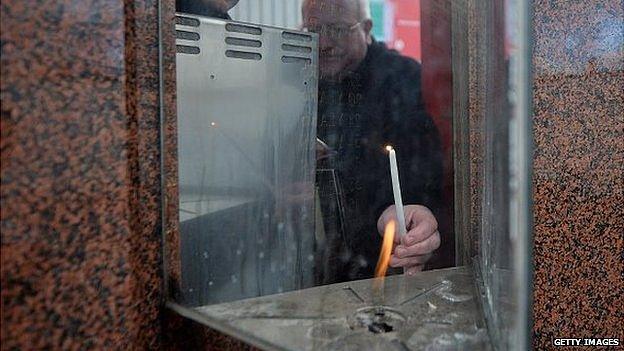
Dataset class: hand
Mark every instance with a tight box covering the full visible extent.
[377,205,440,275]
[316,138,337,161]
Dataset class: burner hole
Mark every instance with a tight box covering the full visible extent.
[348,306,406,334]
[368,321,393,334]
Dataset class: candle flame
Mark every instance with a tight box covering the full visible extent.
[375,220,395,279]
[385,145,393,152]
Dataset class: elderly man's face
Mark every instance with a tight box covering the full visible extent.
[303,0,372,81]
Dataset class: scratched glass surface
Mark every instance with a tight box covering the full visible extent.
[169,1,530,350]
[173,0,455,307]
[477,0,532,349]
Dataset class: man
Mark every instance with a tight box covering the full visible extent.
[176,0,239,19]
[304,0,443,281]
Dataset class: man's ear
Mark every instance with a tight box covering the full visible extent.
[363,19,373,44]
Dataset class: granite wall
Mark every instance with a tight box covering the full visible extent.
[531,0,624,349]
[0,0,173,348]
[2,0,622,350]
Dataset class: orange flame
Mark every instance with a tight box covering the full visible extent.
[375,220,395,279]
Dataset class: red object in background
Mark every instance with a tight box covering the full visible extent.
[387,0,422,62]
[380,0,455,266]
[420,0,454,267]
[385,0,453,211]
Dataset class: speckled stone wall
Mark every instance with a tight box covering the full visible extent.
[0,0,256,348]
[532,0,624,349]
[162,309,259,351]
[0,0,173,348]
[3,0,622,350]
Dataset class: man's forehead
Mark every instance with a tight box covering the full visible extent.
[303,0,359,23]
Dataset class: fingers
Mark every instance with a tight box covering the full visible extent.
[402,222,437,246]
[405,205,438,230]
[378,205,439,247]
[395,231,440,258]
[389,253,432,268]
[405,265,425,276]
[402,207,438,246]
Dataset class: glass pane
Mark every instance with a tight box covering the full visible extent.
[166,0,530,349]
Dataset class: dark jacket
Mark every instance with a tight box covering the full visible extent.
[317,40,443,283]
[176,0,231,19]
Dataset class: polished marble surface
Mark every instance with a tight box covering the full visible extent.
[532,0,624,348]
[0,0,175,348]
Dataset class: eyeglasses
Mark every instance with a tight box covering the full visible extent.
[303,22,361,38]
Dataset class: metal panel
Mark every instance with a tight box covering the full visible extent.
[230,0,304,29]
[175,14,319,306]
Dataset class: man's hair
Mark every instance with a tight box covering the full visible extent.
[355,0,371,21]
[303,0,371,21]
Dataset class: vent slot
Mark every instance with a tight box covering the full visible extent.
[225,23,262,35]
[176,30,200,41]
[176,16,200,27]
[281,56,311,64]
[225,37,262,48]
[282,43,312,54]
[177,45,200,55]
[226,50,262,61]
[282,31,312,42]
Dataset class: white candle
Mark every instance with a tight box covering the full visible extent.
[386,146,407,239]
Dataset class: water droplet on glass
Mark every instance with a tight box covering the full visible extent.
[208,281,214,286]
[236,249,242,255]
[203,251,208,259]
[307,254,314,262]
[258,252,265,259]
[231,275,238,284]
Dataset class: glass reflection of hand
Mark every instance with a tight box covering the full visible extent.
[377,205,441,275]
[316,138,337,161]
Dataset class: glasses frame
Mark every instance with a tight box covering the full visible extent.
[303,21,362,39]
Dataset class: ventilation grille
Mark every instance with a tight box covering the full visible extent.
[175,15,200,55]
[176,16,199,27]
[226,23,262,35]
[281,31,314,65]
[225,50,262,61]
[223,24,263,61]
[177,45,200,55]
[176,30,200,41]
[282,31,312,42]
[225,37,262,48]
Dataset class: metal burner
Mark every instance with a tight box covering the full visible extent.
[193,267,491,350]
[347,306,406,334]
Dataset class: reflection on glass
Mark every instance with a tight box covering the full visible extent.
[176,13,317,305]
[174,0,453,304]
[304,0,447,283]
[169,0,530,349]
